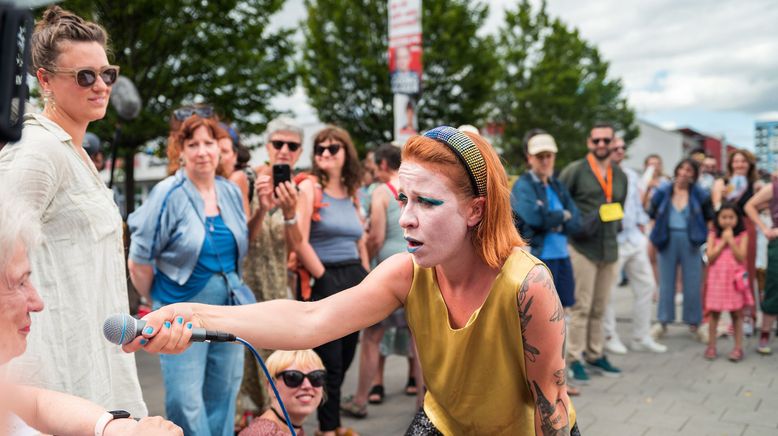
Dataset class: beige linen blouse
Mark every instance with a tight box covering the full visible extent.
[0,113,147,416]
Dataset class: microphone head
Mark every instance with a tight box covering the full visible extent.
[109,76,142,121]
[103,313,138,345]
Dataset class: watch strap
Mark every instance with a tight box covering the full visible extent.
[94,410,130,436]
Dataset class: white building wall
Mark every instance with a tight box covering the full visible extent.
[623,119,684,174]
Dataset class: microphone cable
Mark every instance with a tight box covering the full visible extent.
[236,337,297,436]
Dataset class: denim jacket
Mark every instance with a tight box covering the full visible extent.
[647,181,713,250]
[128,170,248,285]
[511,171,581,257]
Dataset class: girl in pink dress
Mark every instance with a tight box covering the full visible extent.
[705,202,752,362]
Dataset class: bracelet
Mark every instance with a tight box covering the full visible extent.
[284,214,298,226]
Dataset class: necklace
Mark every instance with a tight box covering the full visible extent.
[270,407,302,431]
[206,217,215,232]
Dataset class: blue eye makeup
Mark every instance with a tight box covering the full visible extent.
[418,196,444,206]
[398,193,408,203]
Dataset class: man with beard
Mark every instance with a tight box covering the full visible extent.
[559,122,628,384]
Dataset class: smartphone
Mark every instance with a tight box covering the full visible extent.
[272,164,291,192]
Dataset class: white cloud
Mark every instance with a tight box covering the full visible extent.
[488,0,778,115]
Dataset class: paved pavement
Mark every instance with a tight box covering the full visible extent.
[136,286,778,435]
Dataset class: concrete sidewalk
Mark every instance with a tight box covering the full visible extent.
[136,285,778,435]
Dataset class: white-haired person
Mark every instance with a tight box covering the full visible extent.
[123,127,579,435]
[0,190,181,436]
[239,350,326,436]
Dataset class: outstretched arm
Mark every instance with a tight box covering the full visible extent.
[123,253,413,354]
[518,265,572,436]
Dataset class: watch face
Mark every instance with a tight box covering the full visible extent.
[108,410,131,419]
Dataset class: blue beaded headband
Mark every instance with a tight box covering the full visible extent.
[423,126,487,197]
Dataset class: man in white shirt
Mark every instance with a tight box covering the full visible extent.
[603,138,668,354]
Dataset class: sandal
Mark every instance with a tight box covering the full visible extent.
[340,396,367,419]
[728,348,743,362]
[704,345,717,361]
[405,376,418,396]
[368,384,384,404]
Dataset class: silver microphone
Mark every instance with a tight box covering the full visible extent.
[102,313,235,345]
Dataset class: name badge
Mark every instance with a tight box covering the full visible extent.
[599,203,624,222]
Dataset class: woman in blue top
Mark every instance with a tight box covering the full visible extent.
[294,125,370,436]
[511,130,580,309]
[648,158,714,337]
[127,115,252,436]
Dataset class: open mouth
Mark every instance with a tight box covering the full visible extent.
[405,237,423,253]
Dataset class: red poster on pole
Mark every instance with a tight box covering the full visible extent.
[389,0,422,143]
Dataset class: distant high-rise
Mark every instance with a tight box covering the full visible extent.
[755,120,778,174]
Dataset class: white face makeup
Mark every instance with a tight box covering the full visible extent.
[397,162,472,268]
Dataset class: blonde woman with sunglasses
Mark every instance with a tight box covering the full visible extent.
[0,6,147,416]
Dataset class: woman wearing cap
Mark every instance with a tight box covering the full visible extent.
[0,5,146,415]
[126,127,578,435]
[511,129,581,395]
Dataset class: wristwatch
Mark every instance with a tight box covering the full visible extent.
[94,410,131,436]
[284,214,298,226]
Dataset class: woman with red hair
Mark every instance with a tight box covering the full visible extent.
[126,126,578,435]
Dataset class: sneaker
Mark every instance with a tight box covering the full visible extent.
[605,336,628,355]
[568,361,590,385]
[650,323,667,340]
[586,356,622,377]
[757,338,773,355]
[630,336,668,353]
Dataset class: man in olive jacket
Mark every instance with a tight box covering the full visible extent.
[559,122,628,384]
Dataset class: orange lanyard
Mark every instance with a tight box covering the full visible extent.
[587,153,613,203]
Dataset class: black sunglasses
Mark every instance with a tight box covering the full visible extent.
[173,106,214,121]
[314,143,342,156]
[47,65,120,87]
[591,137,612,145]
[271,140,301,152]
[277,369,326,388]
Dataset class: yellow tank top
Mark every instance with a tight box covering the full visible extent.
[405,250,575,435]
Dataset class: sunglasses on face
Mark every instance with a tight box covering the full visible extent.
[173,106,214,121]
[314,143,342,156]
[47,65,120,87]
[276,369,326,388]
[590,137,612,145]
[271,140,302,152]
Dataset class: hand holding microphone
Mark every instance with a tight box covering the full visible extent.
[103,303,233,354]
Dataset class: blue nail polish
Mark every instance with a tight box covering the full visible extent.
[186,322,193,330]
[144,326,154,335]
[164,321,171,329]
[176,317,184,325]
[140,339,148,345]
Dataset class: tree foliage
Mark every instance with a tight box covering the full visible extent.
[495,0,638,170]
[300,0,499,151]
[54,0,298,211]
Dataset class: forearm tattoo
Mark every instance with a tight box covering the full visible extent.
[518,267,565,362]
[532,380,570,436]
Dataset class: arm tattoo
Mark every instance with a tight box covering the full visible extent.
[553,369,566,386]
[532,380,570,436]
[518,278,540,362]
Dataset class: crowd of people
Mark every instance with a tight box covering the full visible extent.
[512,123,778,396]
[3,5,778,436]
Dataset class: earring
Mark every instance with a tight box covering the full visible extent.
[43,90,55,111]
[178,156,185,167]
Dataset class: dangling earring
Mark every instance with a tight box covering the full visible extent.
[43,90,55,111]
[178,156,185,167]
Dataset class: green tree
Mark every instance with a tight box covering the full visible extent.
[495,0,638,170]
[55,0,297,214]
[300,0,499,151]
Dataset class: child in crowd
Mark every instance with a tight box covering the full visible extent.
[704,203,752,362]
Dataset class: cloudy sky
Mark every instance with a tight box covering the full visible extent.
[274,0,778,148]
